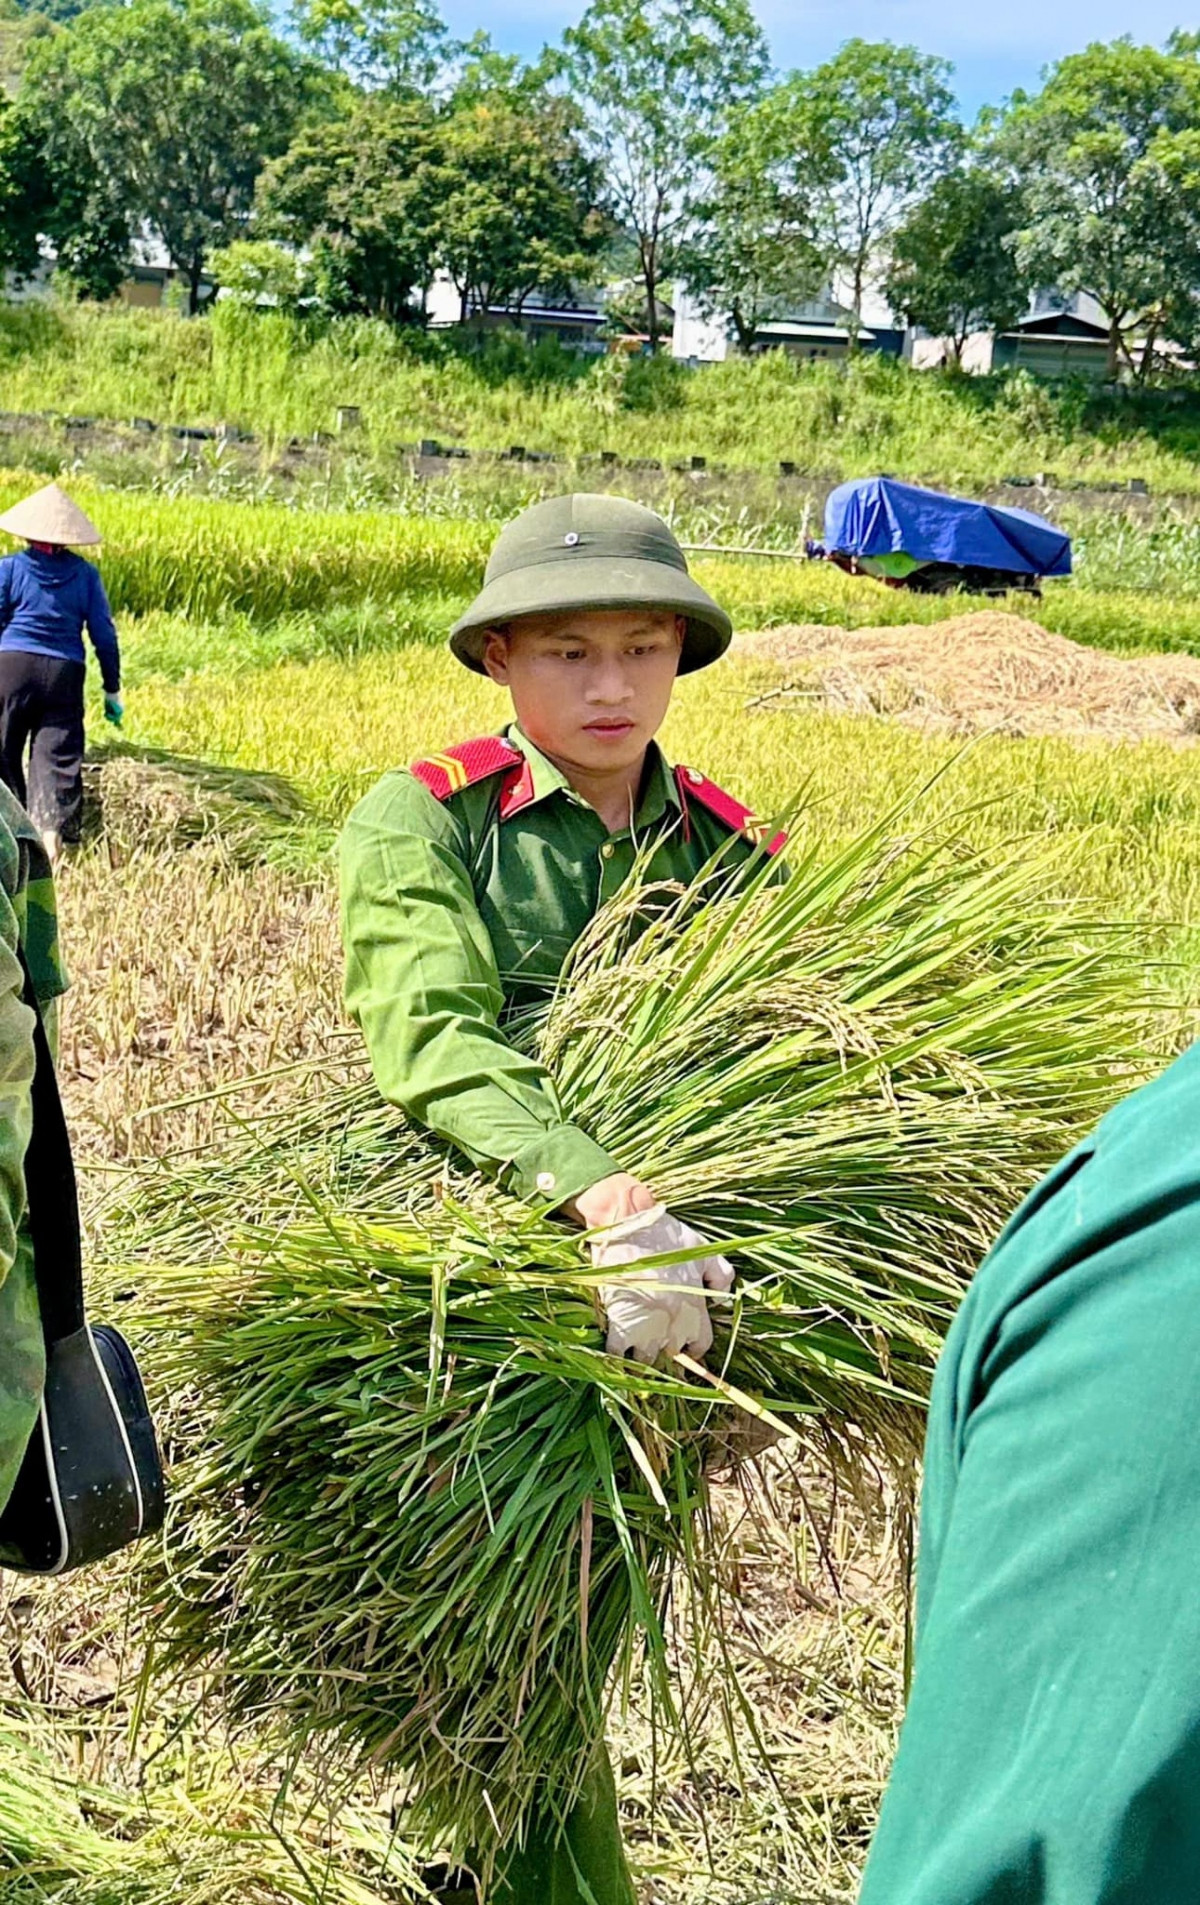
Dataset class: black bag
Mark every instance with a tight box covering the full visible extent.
[0,958,165,1574]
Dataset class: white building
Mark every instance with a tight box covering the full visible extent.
[425,270,607,349]
[672,281,908,364]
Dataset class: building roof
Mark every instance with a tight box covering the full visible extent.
[481,303,604,324]
[754,320,881,344]
[1005,312,1109,341]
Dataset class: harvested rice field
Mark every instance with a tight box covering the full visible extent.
[1,478,1198,1905]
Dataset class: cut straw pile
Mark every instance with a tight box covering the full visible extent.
[738,612,1200,741]
[125,802,1158,1870]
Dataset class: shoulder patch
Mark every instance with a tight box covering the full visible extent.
[675,765,786,856]
[411,736,523,802]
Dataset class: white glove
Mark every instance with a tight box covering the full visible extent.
[590,1204,734,1363]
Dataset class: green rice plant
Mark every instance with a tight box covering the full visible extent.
[0,474,491,626]
[3,465,1199,676]
[125,802,1158,1873]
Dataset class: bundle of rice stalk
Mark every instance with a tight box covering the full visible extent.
[130,804,1160,1865]
[81,749,311,866]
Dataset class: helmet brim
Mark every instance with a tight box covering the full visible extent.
[449,557,732,675]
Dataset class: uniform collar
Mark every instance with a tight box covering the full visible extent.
[506,725,681,826]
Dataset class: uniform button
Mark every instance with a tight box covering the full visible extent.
[686,769,703,785]
[536,1171,557,1194]
[601,842,615,860]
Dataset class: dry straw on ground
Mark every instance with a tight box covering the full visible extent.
[737,611,1200,743]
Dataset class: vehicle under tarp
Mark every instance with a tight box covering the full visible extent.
[817,477,1072,594]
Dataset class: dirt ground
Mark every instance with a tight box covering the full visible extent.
[736,610,1200,744]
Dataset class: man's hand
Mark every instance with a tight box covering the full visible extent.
[563,1172,657,1231]
[589,1204,735,1365]
[103,693,124,729]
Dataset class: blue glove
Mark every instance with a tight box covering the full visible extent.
[103,693,124,728]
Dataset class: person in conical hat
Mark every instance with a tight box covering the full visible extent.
[0,483,123,865]
[340,494,784,1905]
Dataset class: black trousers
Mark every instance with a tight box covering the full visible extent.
[0,652,87,841]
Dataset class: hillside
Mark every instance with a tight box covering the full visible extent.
[5,300,1200,493]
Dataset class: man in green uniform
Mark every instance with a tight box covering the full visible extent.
[0,780,64,1514]
[859,1043,1200,1904]
[339,494,783,1905]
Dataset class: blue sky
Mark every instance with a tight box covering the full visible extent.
[440,0,1192,118]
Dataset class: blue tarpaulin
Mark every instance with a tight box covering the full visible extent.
[824,477,1072,577]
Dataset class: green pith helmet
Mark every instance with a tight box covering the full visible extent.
[449,493,732,675]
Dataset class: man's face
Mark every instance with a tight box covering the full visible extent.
[482,607,685,774]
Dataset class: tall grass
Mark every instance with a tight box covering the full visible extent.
[5,301,1200,491]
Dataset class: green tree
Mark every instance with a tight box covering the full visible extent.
[1,79,130,299]
[884,167,1029,362]
[22,0,305,313]
[0,0,53,90]
[256,96,443,320]
[42,154,131,300]
[289,0,446,94]
[564,0,770,351]
[208,238,313,311]
[778,41,962,339]
[1000,39,1200,380]
[686,88,824,351]
[7,0,98,20]
[438,98,605,322]
[0,99,51,281]
[447,34,564,111]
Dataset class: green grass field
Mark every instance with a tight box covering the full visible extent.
[5,442,1200,1904]
[8,299,1200,494]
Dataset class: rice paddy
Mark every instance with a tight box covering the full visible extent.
[3,448,1199,1903]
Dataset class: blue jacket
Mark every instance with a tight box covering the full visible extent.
[0,548,120,694]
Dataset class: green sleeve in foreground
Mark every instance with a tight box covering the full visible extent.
[339,776,618,1207]
[0,872,34,1297]
[860,1044,1200,1905]
[0,794,54,1514]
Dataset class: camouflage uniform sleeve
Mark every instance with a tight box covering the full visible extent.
[0,793,44,1513]
[0,810,35,1296]
[0,782,67,1054]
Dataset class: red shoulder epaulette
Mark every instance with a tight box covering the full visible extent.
[675,765,786,856]
[411,736,523,801]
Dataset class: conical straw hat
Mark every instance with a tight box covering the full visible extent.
[0,483,101,547]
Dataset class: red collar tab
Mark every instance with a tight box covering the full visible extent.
[411,736,523,802]
[498,754,536,820]
[675,765,787,855]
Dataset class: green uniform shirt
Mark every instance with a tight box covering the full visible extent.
[339,725,763,1209]
[860,1039,1200,1904]
[0,782,65,1515]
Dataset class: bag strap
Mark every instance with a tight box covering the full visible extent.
[16,949,84,1345]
